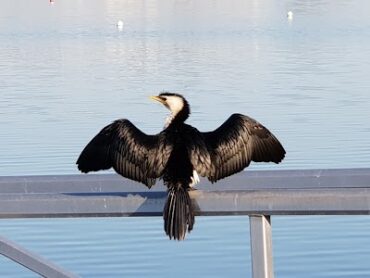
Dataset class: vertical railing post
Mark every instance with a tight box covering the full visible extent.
[249,215,274,278]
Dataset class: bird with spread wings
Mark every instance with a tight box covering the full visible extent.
[77,93,285,240]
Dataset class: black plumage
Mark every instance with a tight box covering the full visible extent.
[76,93,285,240]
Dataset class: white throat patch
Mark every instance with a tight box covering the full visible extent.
[165,96,184,116]
[164,114,174,128]
[163,96,184,128]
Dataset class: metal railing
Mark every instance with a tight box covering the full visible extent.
[1,168,370,278]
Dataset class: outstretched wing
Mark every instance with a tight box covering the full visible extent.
[197,113,285,183]
[76,119,173,188]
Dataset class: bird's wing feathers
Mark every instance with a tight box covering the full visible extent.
[77,114,285,186]
[200,113,285,183]
[76,119,172,188]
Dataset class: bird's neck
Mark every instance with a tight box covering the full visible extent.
[165,105,190,128]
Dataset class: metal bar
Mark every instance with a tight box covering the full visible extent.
[0,187,370,218]
[249,215,274,278]
[0,236,79,278]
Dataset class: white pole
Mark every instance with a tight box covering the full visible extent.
[249,215,274,278]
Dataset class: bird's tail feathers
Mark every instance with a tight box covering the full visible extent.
[163,185,194,240]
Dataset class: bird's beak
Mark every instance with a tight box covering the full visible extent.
[150,95,166,104]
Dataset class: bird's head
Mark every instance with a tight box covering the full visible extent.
[150,92,190,126]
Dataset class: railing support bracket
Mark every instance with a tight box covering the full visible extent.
[0,236,79,278]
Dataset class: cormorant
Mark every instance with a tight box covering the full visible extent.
[76,93,285,240]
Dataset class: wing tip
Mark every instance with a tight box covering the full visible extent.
[77,168,89,174]
[76,155,110,173]
[76,161,90,173]
[270,144,286,163]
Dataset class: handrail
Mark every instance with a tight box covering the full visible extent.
[1,168,370,278]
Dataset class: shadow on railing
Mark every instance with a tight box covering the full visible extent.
[1,168,370,278]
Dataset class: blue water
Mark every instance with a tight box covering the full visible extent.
[1,0,370,277]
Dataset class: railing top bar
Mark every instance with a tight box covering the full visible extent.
[0,187,370,218]
[0,168,369,218]
[0,168,370,194]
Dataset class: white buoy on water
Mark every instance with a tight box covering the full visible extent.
[287,11,293,21]
[117,20,124,30]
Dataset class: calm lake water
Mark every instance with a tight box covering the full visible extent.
[1,0,370,277]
